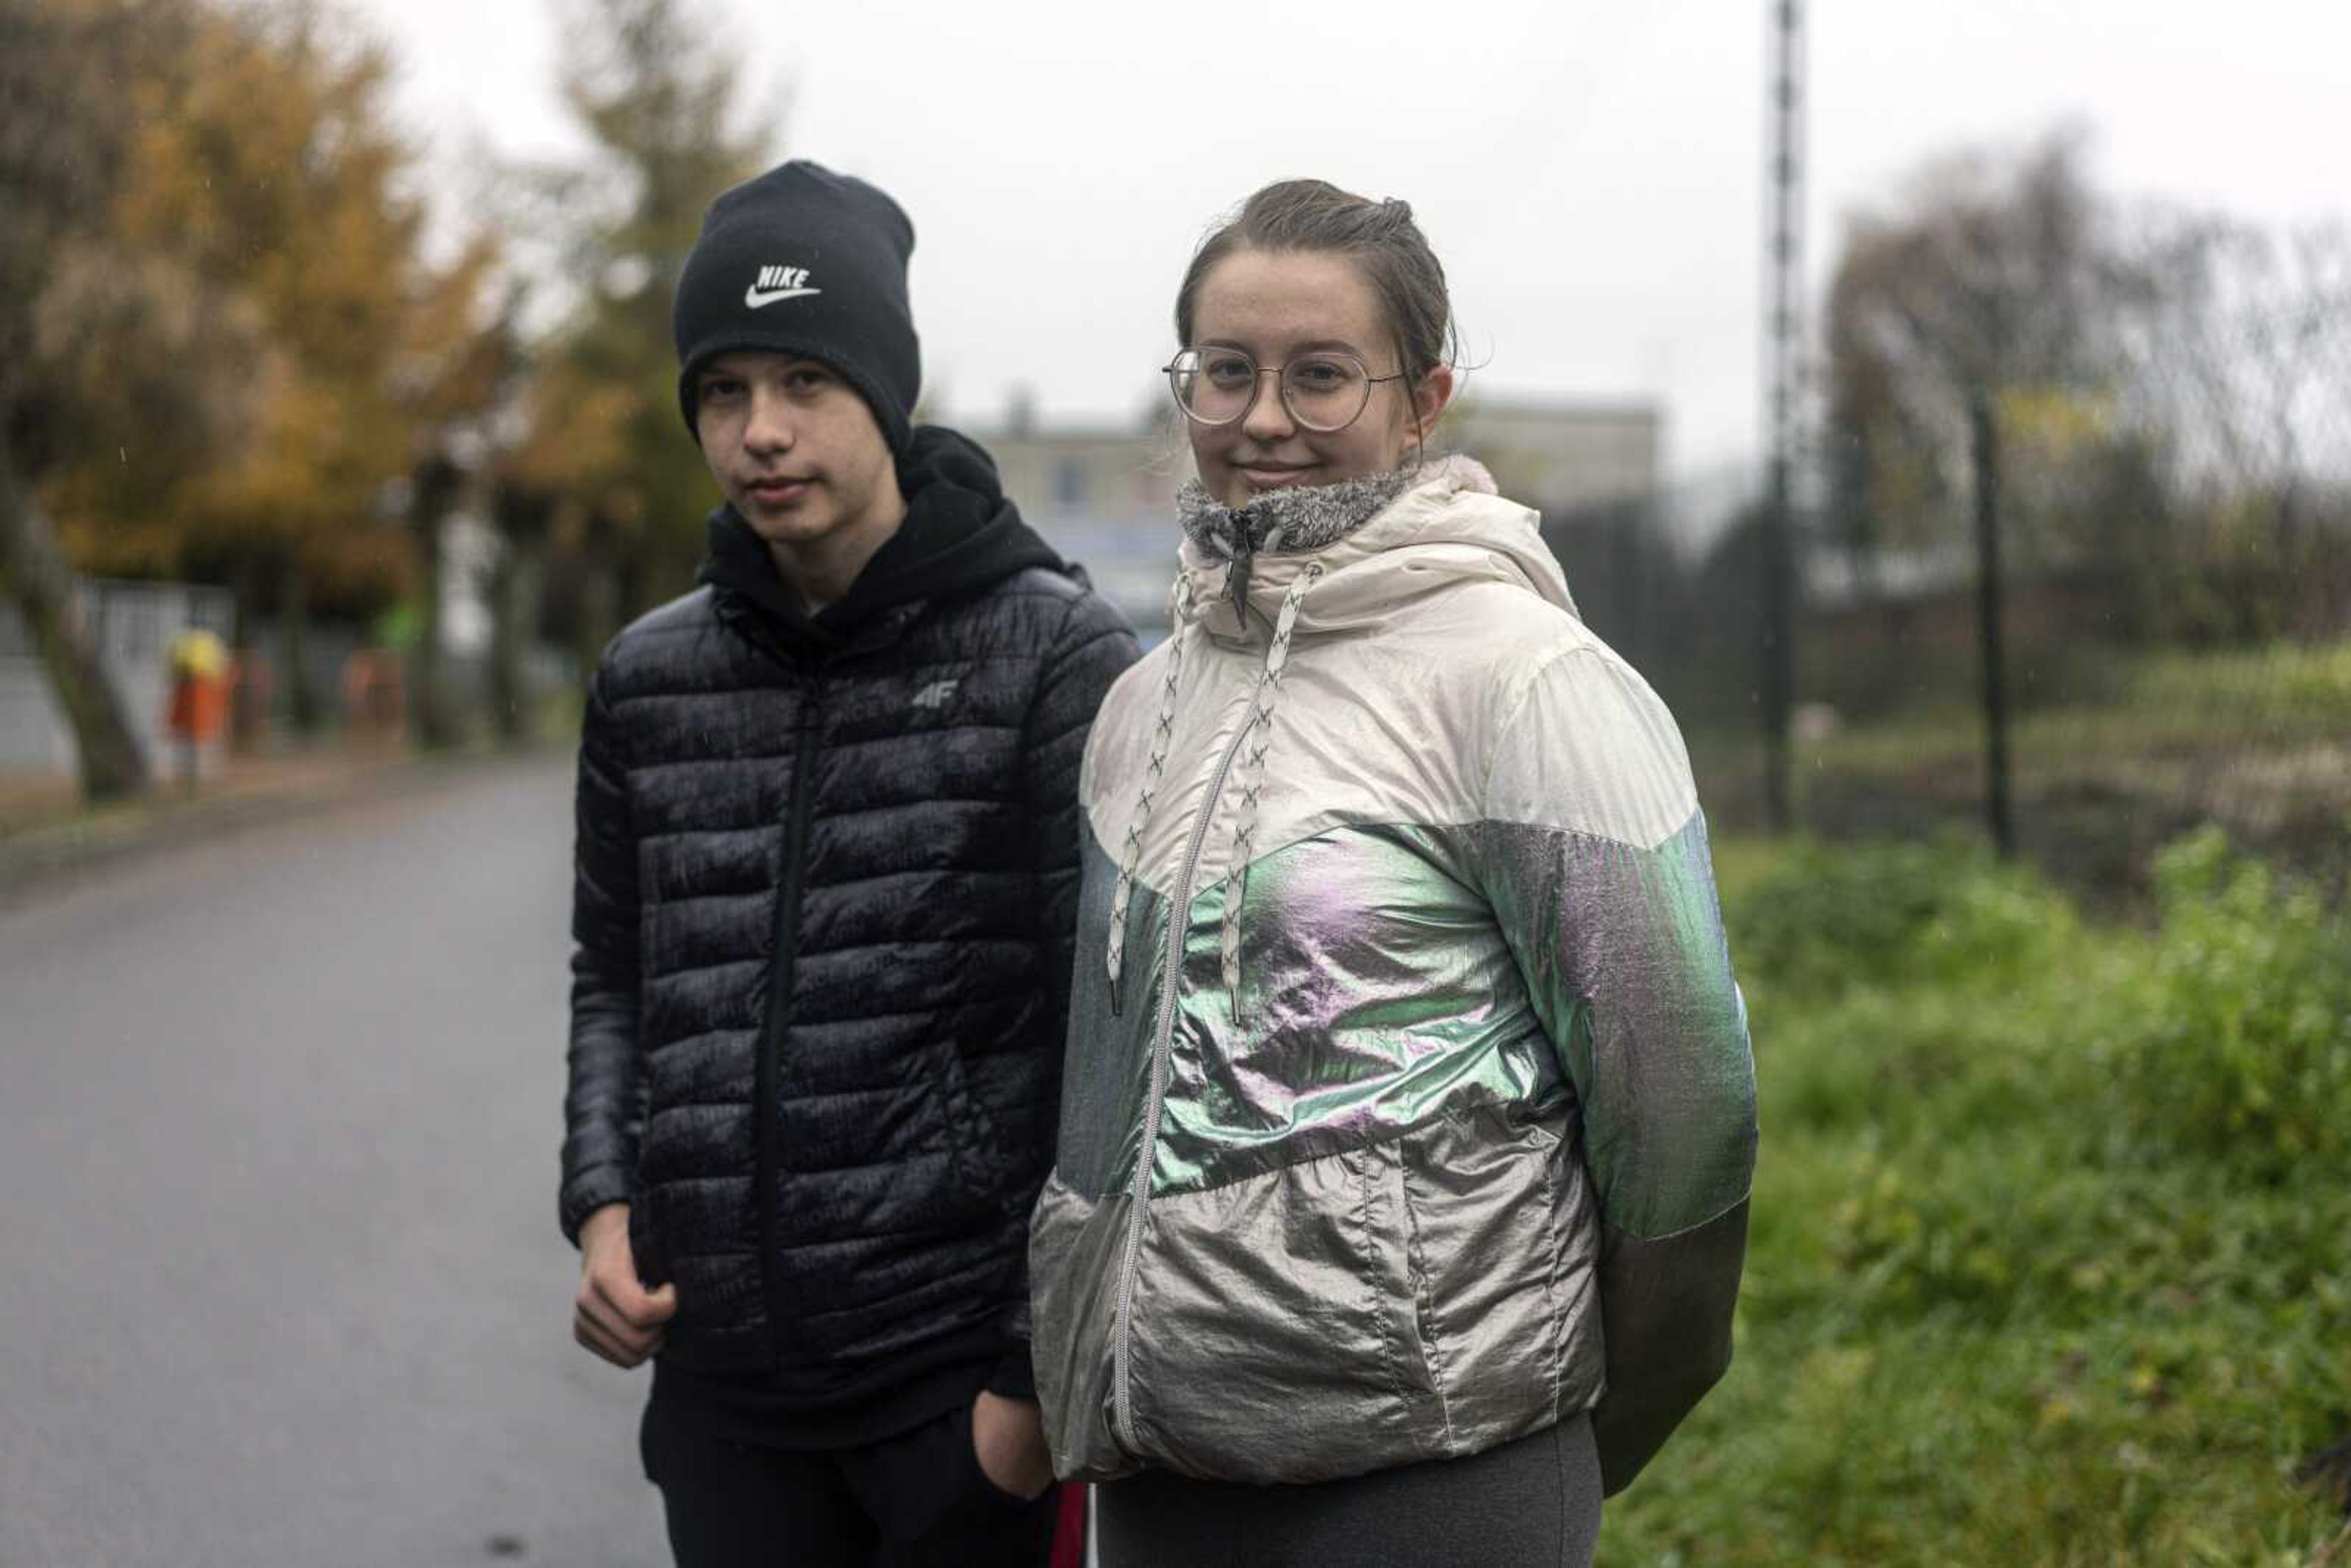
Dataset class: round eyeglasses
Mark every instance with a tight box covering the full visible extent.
[1162,348,1408,433]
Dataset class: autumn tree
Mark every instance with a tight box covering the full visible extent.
[116,2,419,728]
[35,0,509,746]
[2120,215,2351,636]
[398,242,514,748]
[0,0,258,800]
[1824,131,2154,555]
[1823,130,2158,853]
[511,0,773,674]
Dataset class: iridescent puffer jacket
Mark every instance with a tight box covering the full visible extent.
[1028,457,1758,1493]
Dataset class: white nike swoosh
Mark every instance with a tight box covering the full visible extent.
[744,285,823,309]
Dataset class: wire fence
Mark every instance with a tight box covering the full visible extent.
[1535,323,2351,903]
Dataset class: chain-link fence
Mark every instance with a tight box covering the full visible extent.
[1537,309,2351,903]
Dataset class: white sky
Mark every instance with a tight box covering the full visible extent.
[366,0,2351,478]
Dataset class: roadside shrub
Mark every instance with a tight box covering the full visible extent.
[1607,829,2351,1564]
[2096,827,2351,1184]
[1727,832,2070,999]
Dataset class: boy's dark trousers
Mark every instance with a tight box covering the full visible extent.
[641,1392,1060,1567]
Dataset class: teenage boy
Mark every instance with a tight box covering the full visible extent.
[560,160,1136,1567]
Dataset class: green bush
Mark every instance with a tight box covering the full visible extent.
[2096,827,2351,1185]
[1725,832,2071,1000]
[1600,828,2351,1565]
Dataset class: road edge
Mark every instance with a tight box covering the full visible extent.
[0,746,569,912]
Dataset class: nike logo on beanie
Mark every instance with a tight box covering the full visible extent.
[746,264,822,309]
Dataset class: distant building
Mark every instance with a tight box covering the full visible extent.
[972,394,1663,634]
[1445,394,1662,520]
[966,418,1186,634]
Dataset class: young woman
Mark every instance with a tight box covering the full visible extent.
[1026,180,1759,1566]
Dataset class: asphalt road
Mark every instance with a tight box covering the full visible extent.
[0,756,670,1567]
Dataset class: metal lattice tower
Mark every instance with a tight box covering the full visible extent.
[1761,0,1806,831]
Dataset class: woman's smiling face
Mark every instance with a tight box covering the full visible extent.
[1182,247,1450,509]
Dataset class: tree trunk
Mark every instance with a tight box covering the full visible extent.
[410,509,453,749]
[574,514,621,699]
[0,451,148,800]
[280,550,320,735]
[227,553,269,750]
[408,454,463,750]
[489,530,543,744]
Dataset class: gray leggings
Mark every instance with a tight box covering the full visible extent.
[1095,1412,1602,1568]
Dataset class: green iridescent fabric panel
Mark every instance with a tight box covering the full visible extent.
[1479,811,1758,1240]
[1151,823,1568,1196]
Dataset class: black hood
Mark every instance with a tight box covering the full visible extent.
[699,424,1067,652]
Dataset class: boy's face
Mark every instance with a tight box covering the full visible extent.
[692,350,898,555]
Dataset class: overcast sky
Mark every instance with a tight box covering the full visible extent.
[362,0,2349,478]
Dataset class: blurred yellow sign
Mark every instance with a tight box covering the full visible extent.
[168,628,230,680]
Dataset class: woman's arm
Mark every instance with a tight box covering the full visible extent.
[1477,644,1758,1495]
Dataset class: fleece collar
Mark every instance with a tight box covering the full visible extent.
[1173,454,1579,643]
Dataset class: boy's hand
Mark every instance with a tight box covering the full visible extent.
[972,1389,1055,1500]
[573,1204,677,1368]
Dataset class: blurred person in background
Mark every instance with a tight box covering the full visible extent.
[559,159,1137,1567]
[1026,179,1758,1567]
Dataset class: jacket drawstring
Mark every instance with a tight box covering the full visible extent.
[1104,561,1321,1024]
[1220,521,1283,625]
[1221,563,1321,1023]
[1106,575,1193,1016]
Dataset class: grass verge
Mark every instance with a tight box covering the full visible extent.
[1600,828,2351,1565]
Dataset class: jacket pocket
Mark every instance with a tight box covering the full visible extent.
[934,1039,1009,1223]
[1120,1146,1427,1484]
[1391,1108,1604,1452]
[1027,1174,1133,1481]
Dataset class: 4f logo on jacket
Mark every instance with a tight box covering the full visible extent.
[910,678,961,711]
[744,266,821,309]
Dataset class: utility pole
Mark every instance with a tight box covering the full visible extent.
[1761,0,1805,832]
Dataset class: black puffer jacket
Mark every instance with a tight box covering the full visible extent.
[561,427,1138,1420]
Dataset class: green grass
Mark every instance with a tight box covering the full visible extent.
[1689,637,2351,908]
[1600,829,2351,1565]
[1790,637,2351,779]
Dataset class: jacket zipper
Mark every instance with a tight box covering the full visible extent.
[755,699,822,1365]
[1109,703,1255,1450]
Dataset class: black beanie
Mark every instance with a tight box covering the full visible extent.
[672,160,921,454]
